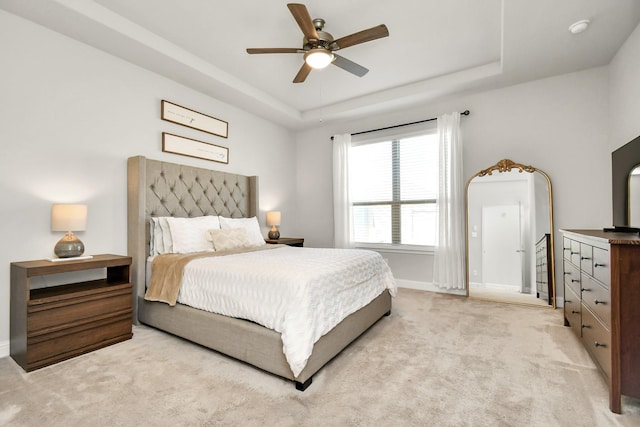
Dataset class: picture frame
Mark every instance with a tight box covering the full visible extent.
[162,132,229,164]
[161,100,228,138]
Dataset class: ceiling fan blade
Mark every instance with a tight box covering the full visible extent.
[332,54,369,77]
[332,24,389,50]
[246,48,302,54]
[293,62,313,83]
[287,3,320,41]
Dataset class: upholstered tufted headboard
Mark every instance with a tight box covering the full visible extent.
[127,155,258,322]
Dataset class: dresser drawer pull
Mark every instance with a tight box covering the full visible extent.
[571,251,579,255]
[594,299,606,305]
[564,271,571,275]
[571,310,580,314]
[581,256,591,260]
[594,341,607,348]
[571,279,580,283]
[581,324,590,329]
[565,299,572,303]
[594,262,607,268]
[581,287,590,292]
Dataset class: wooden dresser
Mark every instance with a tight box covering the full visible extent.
[561,229,640,413]
[10,254,133,371]
[535,233,552,304]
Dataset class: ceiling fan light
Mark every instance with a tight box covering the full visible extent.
[304,48,333,69]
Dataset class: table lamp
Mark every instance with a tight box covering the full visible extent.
[51,204,87,258]
[266,211,281,240]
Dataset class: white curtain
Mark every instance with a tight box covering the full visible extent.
[332,134,353,248]
[433,112,466,290]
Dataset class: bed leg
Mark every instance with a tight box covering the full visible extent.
[295,377,313,391]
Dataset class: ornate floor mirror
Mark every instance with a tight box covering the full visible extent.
[466,159,556,308]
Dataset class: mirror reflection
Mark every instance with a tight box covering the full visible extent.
[630,165,640,228]
[466,159,555,308]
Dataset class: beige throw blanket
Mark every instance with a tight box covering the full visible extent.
[145,245,283,306]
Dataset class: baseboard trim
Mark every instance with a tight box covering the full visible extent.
[0,340,9,359]
[396,279,466,296]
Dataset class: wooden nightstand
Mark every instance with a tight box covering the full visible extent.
[265,237,304,247]
[10,254,133,372]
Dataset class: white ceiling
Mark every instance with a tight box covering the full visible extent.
[2,0,639,129]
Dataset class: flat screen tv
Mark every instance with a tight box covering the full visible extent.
[612,134,640,231]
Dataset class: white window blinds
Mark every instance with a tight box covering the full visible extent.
[349,130,438,247]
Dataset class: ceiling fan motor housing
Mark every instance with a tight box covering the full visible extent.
[304,22,334,51]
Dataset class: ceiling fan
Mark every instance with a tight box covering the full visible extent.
[246,3,389,83]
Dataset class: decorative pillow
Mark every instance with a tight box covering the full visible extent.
[218,216,266,247]
[207,228,252,251]
[166,215,221,253]
[150,217,174,255]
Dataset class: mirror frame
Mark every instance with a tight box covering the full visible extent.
[465,159,556,308]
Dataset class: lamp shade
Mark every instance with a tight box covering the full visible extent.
[266,211,281,226]
[51,204,87,232]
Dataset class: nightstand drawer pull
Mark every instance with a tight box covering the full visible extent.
[594,262,606,268]
[581,287,590,292]
[594,299,606,305]
[582,324,590,329]
[571,279,580,283]
[581,256,591,260]
[571,310,580,314]
[594,341,607,348]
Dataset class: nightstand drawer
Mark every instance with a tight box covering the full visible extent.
[28,283,132,334]
[26,314,132,367]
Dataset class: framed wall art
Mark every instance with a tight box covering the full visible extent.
[162,132,229,164]
[161,100,228,138]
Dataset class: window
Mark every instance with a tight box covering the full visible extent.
[349,130,438,249]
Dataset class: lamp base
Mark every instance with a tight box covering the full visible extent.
[268,227,280,240]
[54,232,85,258]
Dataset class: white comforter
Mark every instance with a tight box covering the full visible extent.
[175,246,397,377]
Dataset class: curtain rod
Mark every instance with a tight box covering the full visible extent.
[330,109,470,141]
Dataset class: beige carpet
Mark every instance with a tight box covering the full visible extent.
[1,289,639,426]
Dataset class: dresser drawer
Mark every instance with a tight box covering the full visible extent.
[570,240,581,267]
[563,237,572,261]
[581,275,611,327]
[580,243,593,276]
[593,246,610,287]
[27,283,132,334]
[563,261,581,297]
[564,286,582,338]
[581,306,612,380]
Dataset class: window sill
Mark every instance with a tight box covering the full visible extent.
[351,243,435,255]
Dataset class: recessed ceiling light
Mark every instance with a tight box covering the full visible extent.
[569,19,590,35]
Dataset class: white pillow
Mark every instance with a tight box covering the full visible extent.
[207,228,252,251]
[150,217,174,255]
[218,216,266,247]
[166,215,221,253]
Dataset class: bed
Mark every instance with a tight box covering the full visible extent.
[127,155,394,390]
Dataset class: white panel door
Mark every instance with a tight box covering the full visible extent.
[481,204,522,289]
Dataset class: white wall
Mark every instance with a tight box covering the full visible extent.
[0,11,298,357]
[296,66,611,301]
[610,22,640,150]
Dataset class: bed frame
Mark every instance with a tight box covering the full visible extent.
[127,155,391,390]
